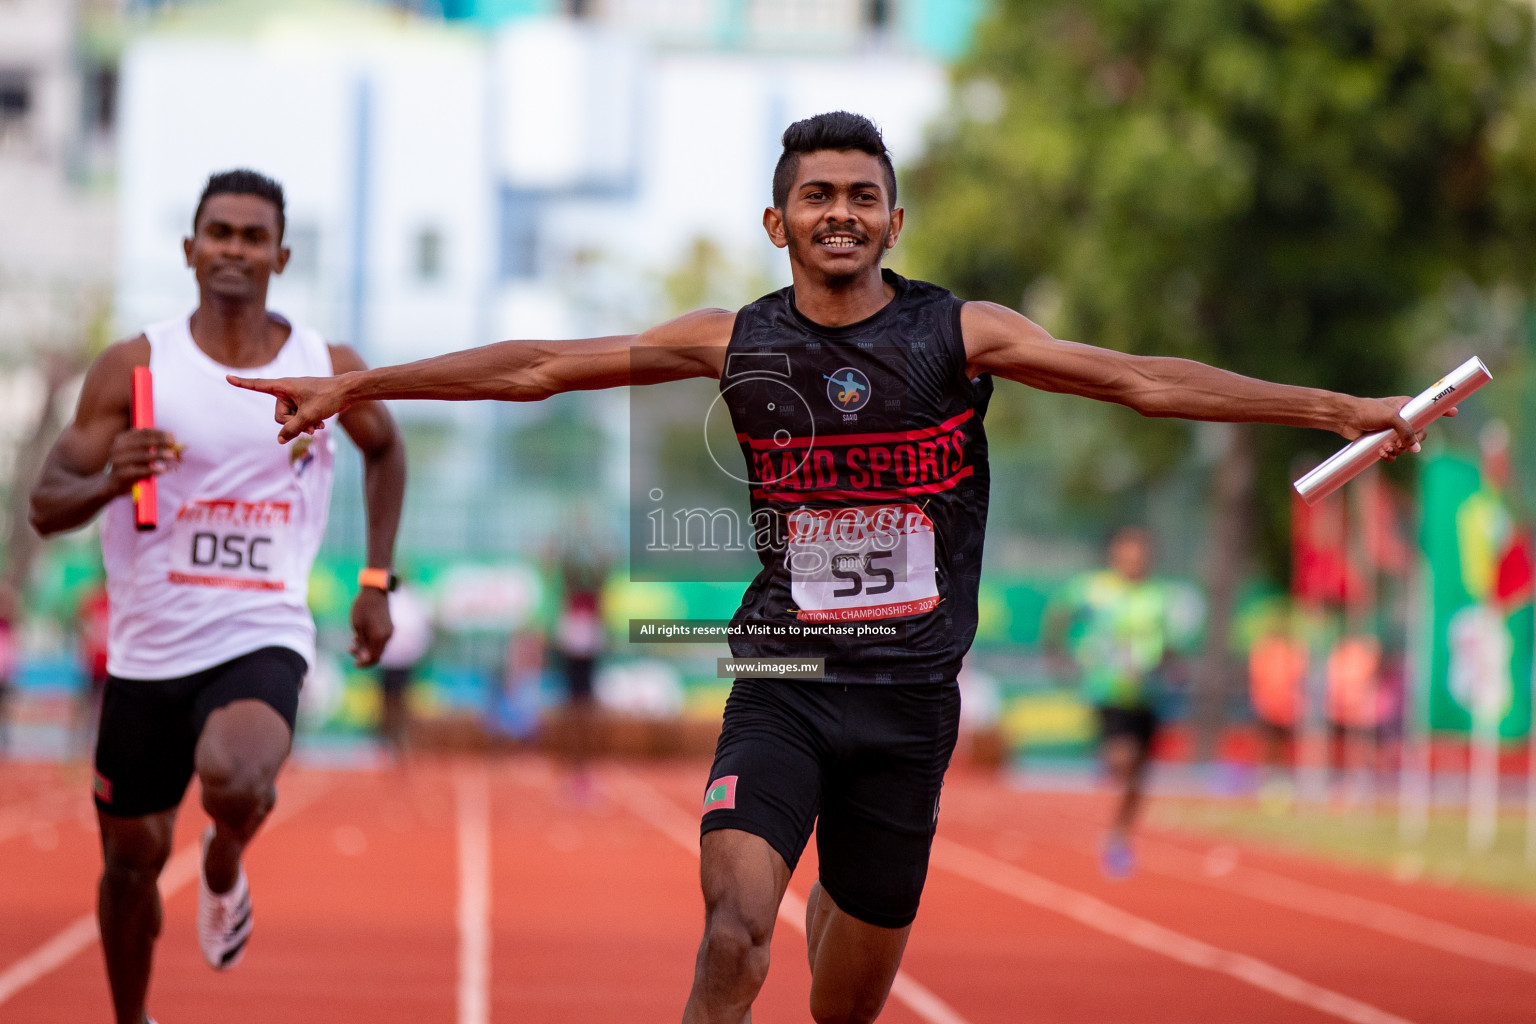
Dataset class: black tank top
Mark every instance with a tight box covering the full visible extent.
[722,270,992,684]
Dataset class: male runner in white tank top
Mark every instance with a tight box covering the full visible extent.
[29,170,406,1024]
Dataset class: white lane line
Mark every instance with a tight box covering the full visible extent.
[1140,839,1536,976]
[1028,801,1536,976]
[932,838,1418,1024]
[605,768,977,1024]
[886,972,976,1024]
[455,762,491,1024]
[0,776,328,1008]
[0,914,99,1006]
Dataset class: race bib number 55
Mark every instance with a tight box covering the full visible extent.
[788,503,939,622]
[167,499,291,591]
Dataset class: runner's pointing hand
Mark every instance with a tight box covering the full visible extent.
[227,373,347,443]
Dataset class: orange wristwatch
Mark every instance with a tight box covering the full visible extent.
[358,568,398,592]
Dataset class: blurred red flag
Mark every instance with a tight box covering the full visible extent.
[1292,489,1355,605]
[1358,473,1410,575]
[1291,471,1409,606]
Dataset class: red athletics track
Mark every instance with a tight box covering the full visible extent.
[0,756,1533,1022]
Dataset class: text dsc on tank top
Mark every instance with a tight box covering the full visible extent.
[101,315,336,680]
[723,270,992,684]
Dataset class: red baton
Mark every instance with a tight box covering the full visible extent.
[131,366,157,531]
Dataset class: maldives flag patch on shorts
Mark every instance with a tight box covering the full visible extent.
[92,770,112,804]
[702,775,737,813]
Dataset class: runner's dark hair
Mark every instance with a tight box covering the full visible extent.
[772,111,896,210]
[193,169,286,240]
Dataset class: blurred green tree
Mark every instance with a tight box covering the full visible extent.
[905,0,1536,754]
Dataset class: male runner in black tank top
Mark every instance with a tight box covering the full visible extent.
[234,112,1436,1024]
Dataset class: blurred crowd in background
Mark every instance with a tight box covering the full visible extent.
[2,0,1536,840]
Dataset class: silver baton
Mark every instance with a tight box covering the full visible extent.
[1293,356,1492,506]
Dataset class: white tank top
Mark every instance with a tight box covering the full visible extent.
[102,314,336,680]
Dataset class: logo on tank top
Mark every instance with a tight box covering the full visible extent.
[289,435,315,477]
[823,368,870,414]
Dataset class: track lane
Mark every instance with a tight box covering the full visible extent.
[4,757,1536,1022]
[610,760,965,1024]
[933,776,1536,1023]
[1034,789,1536,936]
[485,756,706,1022]
[982,787,1536,973]
[190,764,461,1024]
[0,765,460,1023]
[0,788,98,975]
[0,769,91,848]
[906,837,1322,1023]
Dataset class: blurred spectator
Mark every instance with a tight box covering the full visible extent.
[1326,633,1382,788]
[376,583,433,757]
[493,629,546,741]
[553,537,609,794]
[1248,614,1307,779]
[76,584,112,754]
[0,583,16,756]
[1046,526,1177,878]
[1326,634,1382,733]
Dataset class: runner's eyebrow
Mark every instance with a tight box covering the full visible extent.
[201,219,274,237]
[799,179,884,195]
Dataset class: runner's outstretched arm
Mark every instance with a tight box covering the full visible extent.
[228,309,735,443]
[960,301,1436,454]
[329,344,406,667]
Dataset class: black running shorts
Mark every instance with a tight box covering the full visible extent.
[563,655,596,703]
[700,677,961,929]
[1095,703,1159,751]
[93,646,306,817]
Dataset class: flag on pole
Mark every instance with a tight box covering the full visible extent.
[1420,452,1534,740]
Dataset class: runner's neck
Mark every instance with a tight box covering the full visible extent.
[188,302,291,368]
[789,266,897,328]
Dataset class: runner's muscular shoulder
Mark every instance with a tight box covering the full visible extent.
[55,336,151,469]
[29,335,181,536]
[626,307,735,383]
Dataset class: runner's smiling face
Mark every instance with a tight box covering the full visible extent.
[183,193,290,303]
[765,149,903,286]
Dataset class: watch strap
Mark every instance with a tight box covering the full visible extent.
[358,568,397,592]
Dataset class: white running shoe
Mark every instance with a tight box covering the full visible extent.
[197,825,253,970]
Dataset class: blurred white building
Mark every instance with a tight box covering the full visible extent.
[116,12,493,365]
[0,0,119,358]
[114,0,960,358]
[109,0,972,557]
[0,0,122,553]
